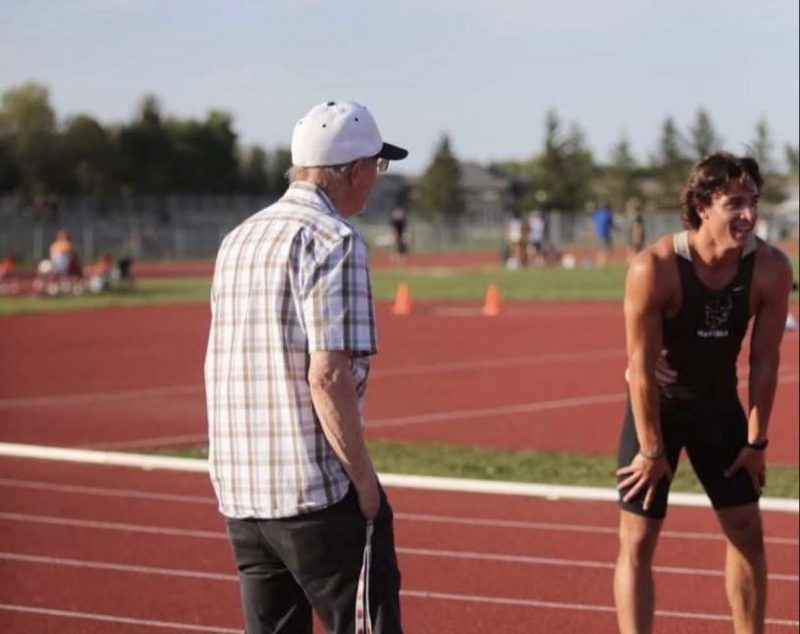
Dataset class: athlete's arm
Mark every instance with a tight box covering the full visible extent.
[725,246,793,490]
[616,248,674,510]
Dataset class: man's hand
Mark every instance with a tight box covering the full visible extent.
[355,473,381,521]
[724,447,766,494]
[616,453,673,511]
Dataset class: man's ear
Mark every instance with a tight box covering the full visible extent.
[345,160,362,187]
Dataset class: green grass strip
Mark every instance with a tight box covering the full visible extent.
[146,440,799,499]
[3,253,796,315]
[0,278,211,316]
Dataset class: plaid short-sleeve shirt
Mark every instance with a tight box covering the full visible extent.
[204,182,377,519]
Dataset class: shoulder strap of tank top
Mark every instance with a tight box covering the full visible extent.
[673,230,691,261]
[674,230,756,261]
[741,233,757,258]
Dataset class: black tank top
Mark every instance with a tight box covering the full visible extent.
[656,231,756,400]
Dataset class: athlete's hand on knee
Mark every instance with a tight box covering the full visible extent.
[724,447,766,494]
[616,453,673,511]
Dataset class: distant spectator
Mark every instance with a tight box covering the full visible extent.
[390,206,409,262]
[528,209,547,266]
[49,229,74,275]
[506,211,530,268]
[0,253,19,294]
[592,203,615,267]
[116,255,135,287]
[88,253,114,293]
[625,197,645,263]
[0,253,16,281]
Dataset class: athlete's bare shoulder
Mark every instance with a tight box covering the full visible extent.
[753,238,793,298]
[625,234,678,306]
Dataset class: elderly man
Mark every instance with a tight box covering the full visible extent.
[205,101,406,634]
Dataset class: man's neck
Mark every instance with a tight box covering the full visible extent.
[689,228,741,268]
[294,178,352,218]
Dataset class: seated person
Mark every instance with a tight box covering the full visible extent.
[88,253,114,293]
[0,253,16,282]
[0,253,19,293]
[49,229,74,275]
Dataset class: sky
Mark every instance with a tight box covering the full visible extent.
[2,0,798,176]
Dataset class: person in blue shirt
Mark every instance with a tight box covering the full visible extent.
[592,203,615,266]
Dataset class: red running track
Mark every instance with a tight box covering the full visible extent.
[0,301,797,463]
[0,456,797,633]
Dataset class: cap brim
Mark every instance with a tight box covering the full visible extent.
[377,142,408,161]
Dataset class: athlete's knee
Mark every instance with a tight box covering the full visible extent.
[719,505,765,555]
[618,514,661,563]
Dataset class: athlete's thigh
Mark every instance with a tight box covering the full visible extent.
[617,396,685,520]
[684,399,758,510]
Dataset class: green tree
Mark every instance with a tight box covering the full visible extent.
[688,108,722,160]
[0,82,58,195]
[416,133,463,224]
[117,95,173,194]
[267,147,292,196]
[605,135,641,211]
[786,144,799,175]
[60,114,117,195]
[240,145,270,194]
[168,110,239,192]
[750,117,773,172]
[0,135,19,192]
[527,110,594,212]
[652,116,690,209]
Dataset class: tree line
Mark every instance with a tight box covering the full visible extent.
[418,110,799,219]
[0,82,291,198]
[1,82,798,216]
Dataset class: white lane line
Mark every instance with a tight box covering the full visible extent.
[0,348,625,409]
[3,598,797,630]
[0,384,202,409]
[3,478,797,545]
[396,547,798,581]
[1,444,797,513]
[369,372,799,429]
[81,433,209,450]
[0,604,240,633]
[369,393,627,428]
[371,348,625,378]
[393,512,800,547]
[0,552,237,581]
[0,478,216,505]
[0,512,227,540]
[1,520,797,583]
[401,591,799,627]
[6,549,796,584]
[1,352,794,411]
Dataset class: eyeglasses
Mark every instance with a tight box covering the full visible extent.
[376,157,389,173]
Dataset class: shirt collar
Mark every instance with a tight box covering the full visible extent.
[284,181,341,218]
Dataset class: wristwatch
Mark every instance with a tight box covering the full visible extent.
[746,438,769,451]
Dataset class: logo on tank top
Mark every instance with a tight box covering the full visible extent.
[698,294,732,338]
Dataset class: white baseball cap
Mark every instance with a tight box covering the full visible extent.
[291,101,408,167]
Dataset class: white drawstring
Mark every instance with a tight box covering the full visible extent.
[355,520,374,634]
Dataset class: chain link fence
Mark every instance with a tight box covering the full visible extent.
[1,194,793,265]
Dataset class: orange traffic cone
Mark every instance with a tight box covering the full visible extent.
[392,282,412,315]
[482,283,501,316]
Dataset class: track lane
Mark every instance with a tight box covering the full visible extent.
[0,457,797,633]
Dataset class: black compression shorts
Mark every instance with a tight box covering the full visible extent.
[617,394,759,520]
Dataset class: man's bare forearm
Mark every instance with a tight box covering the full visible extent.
[747,357,779,443]
[628,370,663,455]
[308,352,376,490]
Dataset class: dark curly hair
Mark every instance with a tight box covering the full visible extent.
[679,152,763,229]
